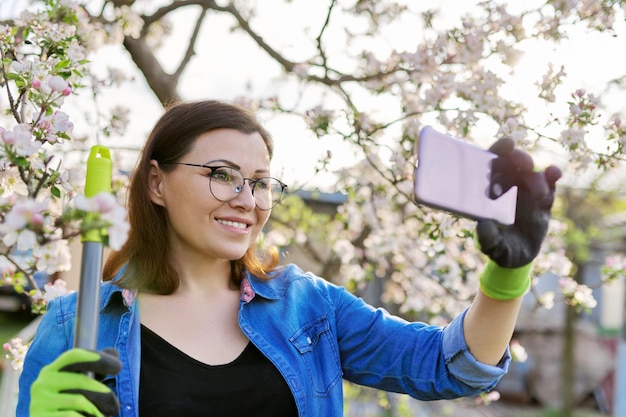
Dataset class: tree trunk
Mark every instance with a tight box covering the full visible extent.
[561,302,576,416]
[561,266,586,416]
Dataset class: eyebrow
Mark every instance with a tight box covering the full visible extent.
[203,159,270,175]
[204,159,240,169]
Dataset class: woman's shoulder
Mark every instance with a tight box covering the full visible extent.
[259,263,347,298]
[271,263,319,285]
[44,281,123,319]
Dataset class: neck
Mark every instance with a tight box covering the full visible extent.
[169,256,236,295]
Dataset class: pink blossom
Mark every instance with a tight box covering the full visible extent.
[37,118,52,133]
[3,198,49,231]
[605,255,626,270]
[1,124,40,156]
[47,75,70,94]
[559,276,578,295]
[52,111,73,133]
[475,390,501,406]
[559,277,597,310]
[1,124,30,145]
[37,111,73,142]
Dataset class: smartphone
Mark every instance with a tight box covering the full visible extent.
[413,126,517,225]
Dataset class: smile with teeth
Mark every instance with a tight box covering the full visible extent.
[217,219,249,229]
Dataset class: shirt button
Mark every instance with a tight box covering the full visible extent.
[307,337,312,345]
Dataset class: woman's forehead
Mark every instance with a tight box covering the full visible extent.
[190,129,271,166]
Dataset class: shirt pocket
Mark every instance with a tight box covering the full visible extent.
[289,315,342,397]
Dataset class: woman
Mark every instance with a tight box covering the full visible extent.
[17,100,560,417]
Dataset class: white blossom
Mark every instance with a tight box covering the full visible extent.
[3,338,29,370]
[3,229,37,251]
[42,279,73,303]
[1,125,41,157]
[34,240,72,274]
[1,168,29,196]
[74,193,129,250]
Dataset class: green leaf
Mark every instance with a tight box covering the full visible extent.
[51,186,61,198]
[4,73,22,81]
[54,59,71,70]
[14,157,29,167]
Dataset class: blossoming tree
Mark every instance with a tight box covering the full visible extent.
[2,0,626,415]
[1,0,131,370]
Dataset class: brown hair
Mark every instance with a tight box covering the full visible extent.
[103,100,280,293]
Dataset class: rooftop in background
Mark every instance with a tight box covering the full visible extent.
[295,189,347,205]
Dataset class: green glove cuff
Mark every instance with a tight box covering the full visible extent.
[479,260,532,300]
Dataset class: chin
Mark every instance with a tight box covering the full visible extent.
[222,248,250,261]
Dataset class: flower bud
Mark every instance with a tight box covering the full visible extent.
[48,75,69,93]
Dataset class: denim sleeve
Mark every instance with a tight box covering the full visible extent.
[324,278,499,399]
[442,307,510,391]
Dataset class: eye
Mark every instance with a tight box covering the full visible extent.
[252,178,270,191]
[209,168,234,183]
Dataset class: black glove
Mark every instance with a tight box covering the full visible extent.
[30,347,122,417]
[476,138,561,268]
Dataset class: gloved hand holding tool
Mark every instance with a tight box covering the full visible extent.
[30,348,122,417]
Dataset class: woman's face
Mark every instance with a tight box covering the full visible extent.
[149,128,273,264]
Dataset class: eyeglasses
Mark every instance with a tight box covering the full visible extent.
[164,163,287,210]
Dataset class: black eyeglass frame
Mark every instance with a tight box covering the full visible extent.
[163,162,288,210]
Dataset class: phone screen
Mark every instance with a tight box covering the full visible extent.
[413,126,517,225]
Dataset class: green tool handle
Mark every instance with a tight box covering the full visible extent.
[74,146,113,351]
[82,146,112,243]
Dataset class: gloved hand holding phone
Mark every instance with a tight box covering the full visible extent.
[477,137,562,268]
[30,348,122,417]
[476,138,561,300]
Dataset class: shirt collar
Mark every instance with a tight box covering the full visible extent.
[241,270,284,302]
[107,266,284,307]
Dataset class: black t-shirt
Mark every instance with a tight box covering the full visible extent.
[139,325,298,417]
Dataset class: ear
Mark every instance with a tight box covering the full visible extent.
[148,160,166,207]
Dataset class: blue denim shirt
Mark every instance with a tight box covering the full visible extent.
[17,263,509,416]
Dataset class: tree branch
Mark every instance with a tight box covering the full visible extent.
[0,49,22,123]
[123,35,180,106]
[173,5,208,82]
[141,0,215,28]
[219,3,297,72]
[314,0,336,77]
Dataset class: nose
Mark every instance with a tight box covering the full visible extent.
[230,180,256,210]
